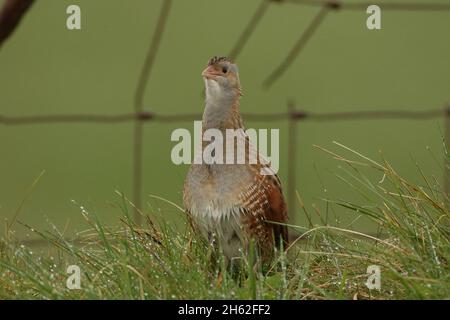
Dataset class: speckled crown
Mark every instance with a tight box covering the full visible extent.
[207,56,233,66]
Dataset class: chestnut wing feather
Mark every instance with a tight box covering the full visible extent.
[239,172,289,254]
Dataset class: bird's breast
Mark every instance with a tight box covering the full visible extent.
[184,164,253,220]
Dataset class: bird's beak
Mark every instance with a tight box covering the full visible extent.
[202,65,221,80]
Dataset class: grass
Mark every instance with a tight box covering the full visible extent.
[0,142,448,299]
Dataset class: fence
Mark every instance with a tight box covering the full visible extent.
[0,0,449,245]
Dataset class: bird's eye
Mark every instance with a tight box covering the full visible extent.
[222,66,228,73]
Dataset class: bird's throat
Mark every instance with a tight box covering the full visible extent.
[203,80,243,131]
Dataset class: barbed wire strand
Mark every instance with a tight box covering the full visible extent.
[283,0,450,11]
[0,108,446,125]
[287,101,299,217]
[133,0,172,224]
[228,0,272,60]
[261,0,450,89]
[262,4,330,89]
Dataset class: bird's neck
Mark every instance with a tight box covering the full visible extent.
[202,81,243,131]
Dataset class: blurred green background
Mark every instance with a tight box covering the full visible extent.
[0,0,448,239]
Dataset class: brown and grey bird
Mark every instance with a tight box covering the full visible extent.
[183,57,289,264]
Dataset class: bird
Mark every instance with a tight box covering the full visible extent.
[183,56,289,266]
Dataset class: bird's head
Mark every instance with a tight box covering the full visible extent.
[202,56,241,96]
